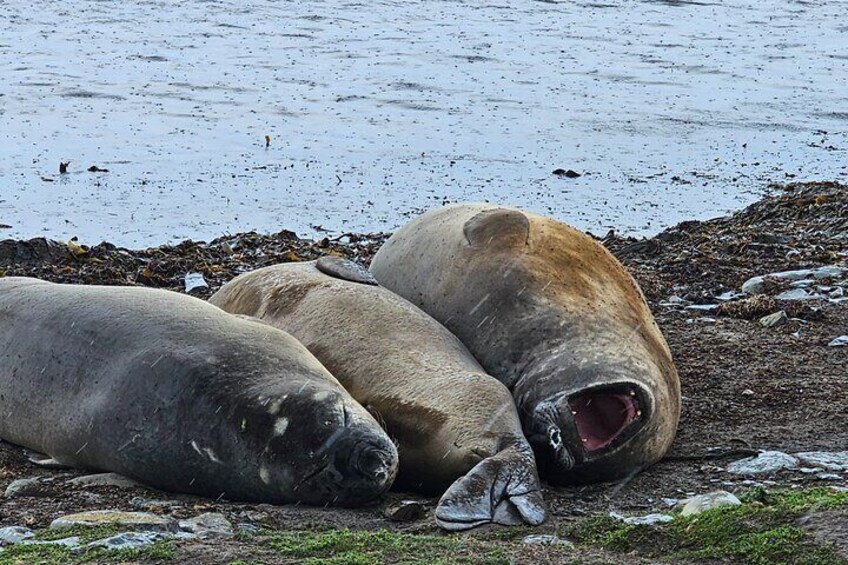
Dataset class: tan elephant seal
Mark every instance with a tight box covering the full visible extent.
[209,257,546,530]
[0,277,397,506]
[370,204,680,484]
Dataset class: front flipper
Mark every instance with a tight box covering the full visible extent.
[434,444,546,531]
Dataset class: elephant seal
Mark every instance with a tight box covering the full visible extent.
[370,204,680,484]
[0,277,397,506]
[209,257,546,530]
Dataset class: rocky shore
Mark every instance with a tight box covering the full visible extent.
[0,181,845,564]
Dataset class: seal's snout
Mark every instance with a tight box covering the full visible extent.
[331,435,398,503]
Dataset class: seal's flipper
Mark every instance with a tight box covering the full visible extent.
[316,256,378,285]
[463,208,530,250]
[434,444,546,531]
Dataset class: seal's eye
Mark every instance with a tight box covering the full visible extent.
[549,427,562,449]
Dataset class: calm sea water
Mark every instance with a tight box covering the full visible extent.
[1,0,846,246]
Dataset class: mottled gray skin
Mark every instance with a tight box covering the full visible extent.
[209,258,546,530]
[0,277,397,506]
[370,204,680,484]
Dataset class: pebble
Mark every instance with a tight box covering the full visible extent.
[0,526,34,545]
[68,472,142,489]
[727,451,799,475]
[609,512,674,526]
[4,477,47,498]
[178,512,234,538]
[80,531,171,552]
[522,534,574,547]
[795,452,848,471]
[678,491,741,516]
[827,336,848,347]
[759,310,788,327]
[774,288,823,301]
[741,266,848,294]
[184,272,208,293]
[384,500,426,522]
[50,510,179,533]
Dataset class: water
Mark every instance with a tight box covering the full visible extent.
[1,0,846,247]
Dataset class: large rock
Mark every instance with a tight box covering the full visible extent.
[67,472,143,489]
[741,266,847,294]
[4,477,48,498]
[795,452,848,472]
[50,510,179,533]
[726,451,798,475]
[178,513,234,538]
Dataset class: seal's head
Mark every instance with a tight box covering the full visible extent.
[514,349,678,484]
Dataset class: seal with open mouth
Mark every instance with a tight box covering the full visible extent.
[209,257,546,529]
[0,277,397,506]
[370,204,680,483]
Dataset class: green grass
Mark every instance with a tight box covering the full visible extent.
[563,487,848,565]
[0,525,177,565]
[259,528,551,565]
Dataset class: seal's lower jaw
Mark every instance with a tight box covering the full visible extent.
[568,385,643,455]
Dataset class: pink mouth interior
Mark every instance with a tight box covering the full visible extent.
[568,392,639,452]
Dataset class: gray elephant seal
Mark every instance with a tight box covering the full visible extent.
[0,277,397,506]
[370,204,680,484]
[209,257,546,530]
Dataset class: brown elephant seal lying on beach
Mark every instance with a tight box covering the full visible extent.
[370,204,680,484]
[0,277,397,506]
[209,257,546,530]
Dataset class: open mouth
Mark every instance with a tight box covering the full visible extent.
[568,387,642,453]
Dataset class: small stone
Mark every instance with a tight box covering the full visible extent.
[523,534,574,547]
[50,510,179,533]
[759,310,788,327]
[685,304,720,312]
[0,526,35,545]
[34,536,81,548]
[795,452,848,471]
[817,473,844,481]
[4,478,47,498]
[775,288,821,301]
[827,336,848,347]
[68,472,142,489]
[552,168,581,178]
[742,389,755,396]
[727,451,798,475]
[130,496,182,510]
[384,500,426,522]
[741,266,848,294]
[81,531,171,552]
[178,513,234,538]
[678,491,741,516]
[609,512,674,526]
[184,272,208,293]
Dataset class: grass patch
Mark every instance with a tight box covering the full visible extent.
[0,526,176,565]
[564,487,848,565]
[260,528,559,565]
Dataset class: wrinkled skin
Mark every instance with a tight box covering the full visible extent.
[370,204,681,484]
[209,259,546,529]
[0,277,397,506]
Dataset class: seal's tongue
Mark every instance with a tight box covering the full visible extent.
[568,391,639,452]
